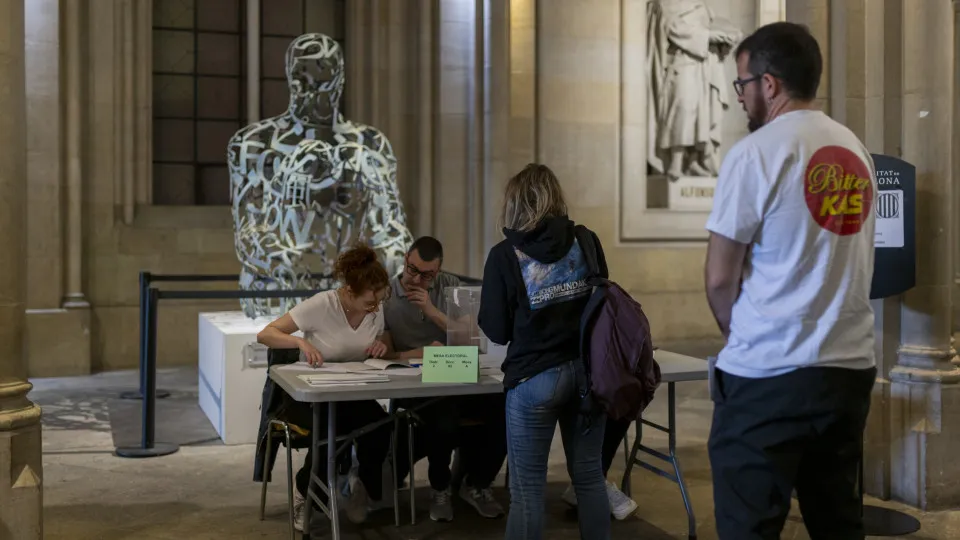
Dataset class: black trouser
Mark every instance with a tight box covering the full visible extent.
[289,400,392,502]
[708,365,876,540]
[396,394,508,490]
[601,417,632,477]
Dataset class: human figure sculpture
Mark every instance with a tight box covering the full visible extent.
[646,0,742,180]
[228,34,413,317]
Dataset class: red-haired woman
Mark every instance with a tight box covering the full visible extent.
[257,245,392,531]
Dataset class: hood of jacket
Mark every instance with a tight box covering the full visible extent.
[503,216,576,265]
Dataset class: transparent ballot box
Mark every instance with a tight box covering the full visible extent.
[444,286,488,354]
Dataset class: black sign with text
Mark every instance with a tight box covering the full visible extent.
[869,154,916,299]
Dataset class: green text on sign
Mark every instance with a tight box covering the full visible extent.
[422,346,479,383]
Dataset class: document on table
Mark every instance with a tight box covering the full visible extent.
[277,360,418,375]
[480,367,505,383]
[297,373,390,386]
[480,357,504,369]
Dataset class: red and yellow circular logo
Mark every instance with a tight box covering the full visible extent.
[804,145,873,235]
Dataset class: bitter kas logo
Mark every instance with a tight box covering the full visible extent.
[804,145,874,235]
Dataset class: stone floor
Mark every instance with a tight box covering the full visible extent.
[33,341,958,539]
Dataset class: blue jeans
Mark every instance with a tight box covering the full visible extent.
[505,361,610,540]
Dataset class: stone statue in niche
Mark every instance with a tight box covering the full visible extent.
[227,33,413,318]
[646,0,742,181]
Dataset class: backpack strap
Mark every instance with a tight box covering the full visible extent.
[574,225,604,286]
[573,224,604,432]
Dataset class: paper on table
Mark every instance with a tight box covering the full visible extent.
[301,381,370,387]
[480,367,505,383]
[385,367,422,377]
[480,357,504,369]
[363,358,417,370]
[277,362,358,374]
[297,373,389,386]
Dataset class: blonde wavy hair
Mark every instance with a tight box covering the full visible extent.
[500,163,569,232]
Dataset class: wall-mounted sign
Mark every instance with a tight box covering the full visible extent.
[869,154,916,299]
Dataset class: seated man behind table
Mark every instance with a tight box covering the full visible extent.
[256,245,394,532]
[380,237,508,522]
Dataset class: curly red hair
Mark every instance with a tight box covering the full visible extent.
[334,245,390,295]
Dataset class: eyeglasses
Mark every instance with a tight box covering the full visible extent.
[733,74,763,97]
[405,264,437,282]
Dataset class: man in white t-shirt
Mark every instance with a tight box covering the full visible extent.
[703,22,878,539]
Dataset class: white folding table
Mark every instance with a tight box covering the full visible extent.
[270,350,708,540]
[620,351,709,540]
[270,366,504,540]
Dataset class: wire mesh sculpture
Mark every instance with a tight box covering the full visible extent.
[228,34,413,318]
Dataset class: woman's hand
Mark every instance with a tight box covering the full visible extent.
[366,340,388,359]
[298,338,324,367]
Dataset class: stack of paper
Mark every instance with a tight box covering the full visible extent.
[297,373,390,387]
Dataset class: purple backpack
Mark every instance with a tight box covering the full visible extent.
[576,227,661,421]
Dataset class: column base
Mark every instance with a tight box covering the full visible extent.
[0,405,43,539]
[25,308,91,377]
[884,372,960,510]
[62,293,90,309]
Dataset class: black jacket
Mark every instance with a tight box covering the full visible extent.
[252,348,310,483]
[478,216,608,388]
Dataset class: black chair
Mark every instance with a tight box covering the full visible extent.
[255,348,312,539]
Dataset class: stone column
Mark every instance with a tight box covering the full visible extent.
[0,0,44,536]
[63,0,88,308]
[887,0,960,510]
[246,0,260,124]
[785,0,831,113]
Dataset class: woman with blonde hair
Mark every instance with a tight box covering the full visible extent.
[478,163,611,539]
[257,245,393,531]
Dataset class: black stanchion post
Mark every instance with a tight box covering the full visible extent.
[121,271,170,400]
[115,287,179,458]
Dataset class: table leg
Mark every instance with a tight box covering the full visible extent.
[667,382,697,540]
[392,416,400,527]
[621,419,642,497]
[328,403,340,540]
[302,404,321,540]
[408,419,416,525]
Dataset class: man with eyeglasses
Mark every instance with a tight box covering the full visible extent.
[704,22,877,539]
[381,237,507,522]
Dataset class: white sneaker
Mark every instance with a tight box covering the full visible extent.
[605,481,638,520]
[293,490,305,532]
[561,484,578,507]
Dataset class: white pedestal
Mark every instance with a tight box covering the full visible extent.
[198,311,278,445]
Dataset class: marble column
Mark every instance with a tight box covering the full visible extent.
[887,0,960,510]
[0,0,44,536]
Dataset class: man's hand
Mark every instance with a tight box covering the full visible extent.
[366,340,388,359]
[407,287,439,317]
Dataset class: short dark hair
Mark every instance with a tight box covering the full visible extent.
[735,22,823,101]
[408,236,444,263]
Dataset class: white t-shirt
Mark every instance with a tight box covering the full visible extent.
[706,109,877,378]
[288,290,384,363]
